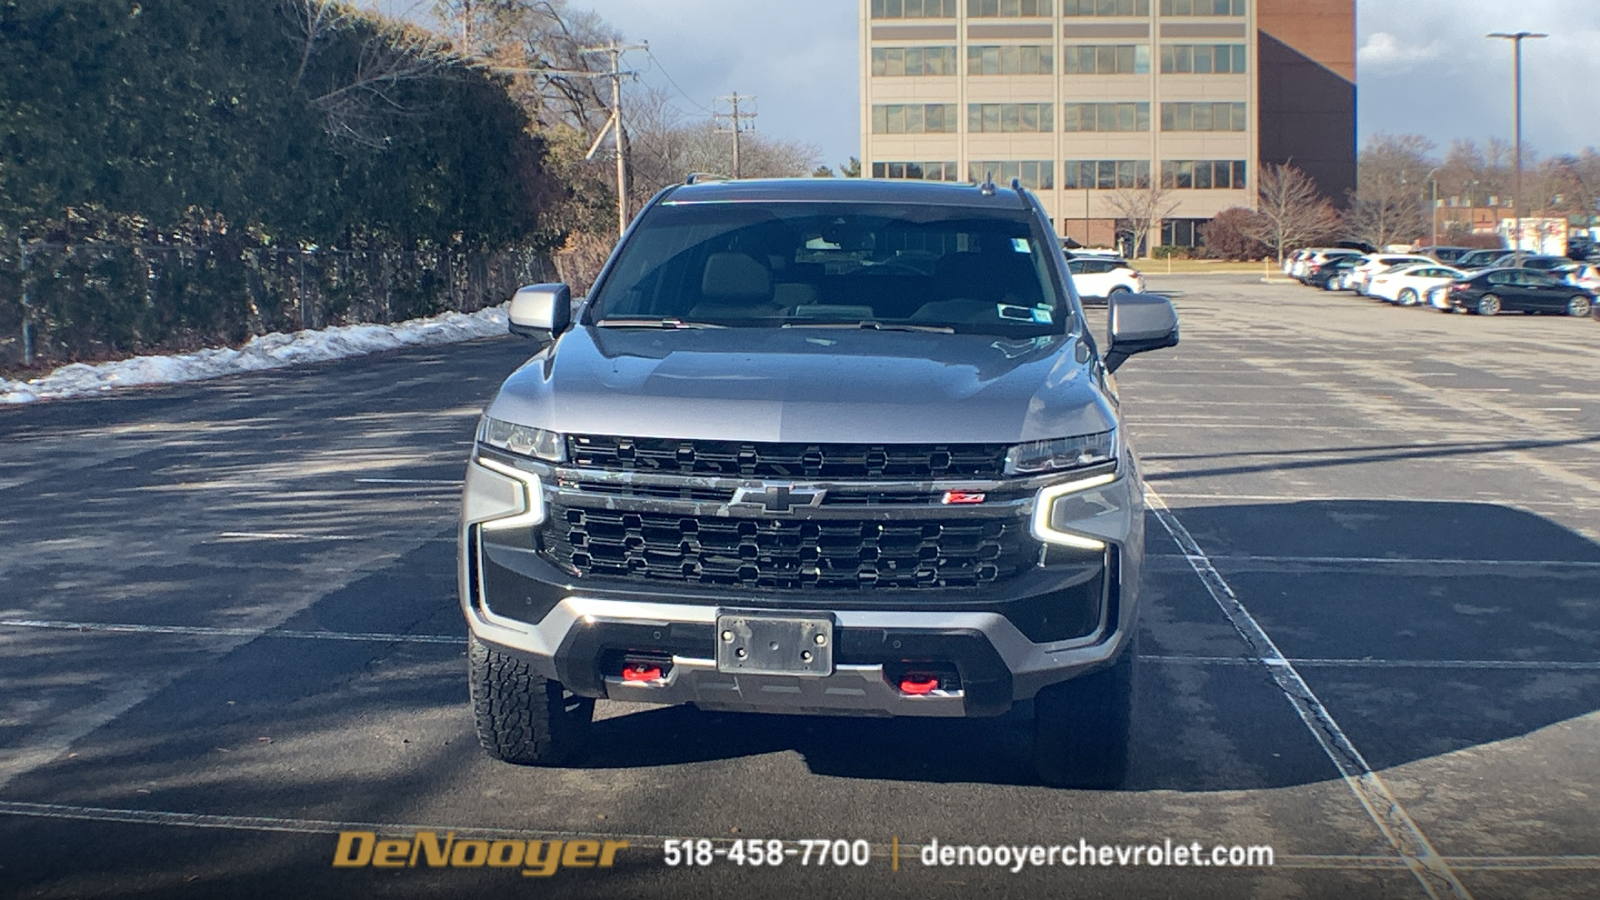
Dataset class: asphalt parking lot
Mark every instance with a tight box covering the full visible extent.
[0,273,1596,900]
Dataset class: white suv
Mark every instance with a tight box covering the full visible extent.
[1066,255,1144,301]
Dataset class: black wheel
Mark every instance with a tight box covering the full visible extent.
[1568,296,1592,317]
[1032,645,1135,789]
[1321,278,1336,291]
[1398,288,1418,306]
[1476,294,1501,316]
[469,634,593,765]
[1108,285,1131,297]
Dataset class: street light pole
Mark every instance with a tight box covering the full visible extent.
[1488,31,1546,261]
[1426,166,1441,251]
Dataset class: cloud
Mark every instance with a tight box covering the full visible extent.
[1357,32,1444,72]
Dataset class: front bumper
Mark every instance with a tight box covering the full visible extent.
[458,453,1145,718]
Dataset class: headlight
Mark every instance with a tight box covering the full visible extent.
[478,416,566,462]
[1005,430,1115,476]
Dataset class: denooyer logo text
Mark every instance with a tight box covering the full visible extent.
[332,831,629,877]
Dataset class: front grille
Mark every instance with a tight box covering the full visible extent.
[538,503,1038,591]
[568,435,1011,480]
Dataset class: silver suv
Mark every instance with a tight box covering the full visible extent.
[459,178,1178,787]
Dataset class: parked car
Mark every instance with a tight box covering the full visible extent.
[1559,263,1600,292]
[1348,254,1436,295]
[1294,249,1361,282]
[1453,248,1507,270]
[1367,263,1467,305]
[1442,268,1596,316]
[1066,255,1145,301]
[466,177,1179,788]
[1306,256,1359,291]
[1422,246,1474,264]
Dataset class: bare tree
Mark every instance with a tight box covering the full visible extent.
[1244,163,1341,263]
[1348,133,1439,248]
[284,0,351,88]
[1103,181,1179,259]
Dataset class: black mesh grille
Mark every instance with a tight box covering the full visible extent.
[568,435,1010,480]
[539,503,1038,591]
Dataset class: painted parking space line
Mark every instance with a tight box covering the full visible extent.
[1146,553,1600,571]
[1143,655,1600,672]
[0,619,462,645]
[1145,485,1473,900]
[355,477,463,486]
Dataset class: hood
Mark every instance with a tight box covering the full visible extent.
[485,326,1117,445]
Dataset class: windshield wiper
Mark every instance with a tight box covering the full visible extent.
[782,320,956,334]
[595,317,726,330]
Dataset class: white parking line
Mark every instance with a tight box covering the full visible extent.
[1146,553,1600,571]
[1145,486,1473,900]
[1143,655,1600,672]
[0,619,461,645]
[355,478,463,486]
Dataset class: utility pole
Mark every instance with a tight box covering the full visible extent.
[1488,31,1546,260]
[579,42,647,238]
[713,93,757,179]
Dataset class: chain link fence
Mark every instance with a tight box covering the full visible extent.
[0,242,554,369]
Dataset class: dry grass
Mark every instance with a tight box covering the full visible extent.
[1128,258,1278,275]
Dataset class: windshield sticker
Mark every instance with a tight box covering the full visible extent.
[997,304,1053,324]
[1011,238,1030,253]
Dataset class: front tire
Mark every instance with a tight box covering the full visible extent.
[469,634,594,765]
[1477,294,1501,316]
[1033,646,1135,789]
[1568,296,1592,317]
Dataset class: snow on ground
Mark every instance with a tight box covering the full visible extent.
[0,305,510,404]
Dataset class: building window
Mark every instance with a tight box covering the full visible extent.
[1062,44,1151,74]
[1063,0,1150,14]
[872,161,961,181]
[967,102,1054,133]
[1063,160,1152,189]
[1160,44,1248,73]
[1159,0,1245,14]
[1063,102,1150,132]
[870,0,959,18]
[966,45,1055,75]
[1160,218,1209,247]
[872,46,959,76]
[966,0,1053,16]
[1160,102,1247,131]
[967,160,1055,189]
[1160,160,1248,189]
[871,104,960,134]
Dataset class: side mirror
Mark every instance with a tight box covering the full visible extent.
[1105,293,1178,373]
[508,283,572,341]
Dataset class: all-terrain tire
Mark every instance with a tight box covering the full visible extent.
[1032,645,1136,789]
[469,634,593,765]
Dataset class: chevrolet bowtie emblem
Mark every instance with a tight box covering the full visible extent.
[730,483,827,513]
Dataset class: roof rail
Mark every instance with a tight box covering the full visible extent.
[685,172,730,185]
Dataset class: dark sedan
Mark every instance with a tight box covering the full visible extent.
[1306,256,1358,290]
[1444,268,1595,317]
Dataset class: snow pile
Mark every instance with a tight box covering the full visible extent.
[1,305,510,404]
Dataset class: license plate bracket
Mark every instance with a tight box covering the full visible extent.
[715,613,833,676]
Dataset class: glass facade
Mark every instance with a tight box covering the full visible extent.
[1159,0,1245,14]
[871,104,961,133]
[1160,44,1248,74]
[872,46,960,76]
[869,0,959,17]
[1161,102,1248,131]
[966,0,1053,16]
[967,45,1055,75]
[967,103,1055,132]
[1061,44,1151,74]
[873,161,962,180]
[967,160,1056,189]
[1063,102,1151,132]
[1063,0,1149,13]
[1063,160,1153,189]
[1161,160,1249,189]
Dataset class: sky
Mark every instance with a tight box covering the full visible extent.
[380,1,1600,171]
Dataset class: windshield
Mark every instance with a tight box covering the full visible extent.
[585,201,1070,337]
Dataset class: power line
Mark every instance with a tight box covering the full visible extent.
[644,48,715,116]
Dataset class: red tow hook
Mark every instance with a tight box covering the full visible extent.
[899,675,940,695]
[622,664,663,682]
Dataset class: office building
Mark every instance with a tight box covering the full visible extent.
[859,0,1355,250]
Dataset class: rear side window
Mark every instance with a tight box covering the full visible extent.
[588,202,1069,336]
